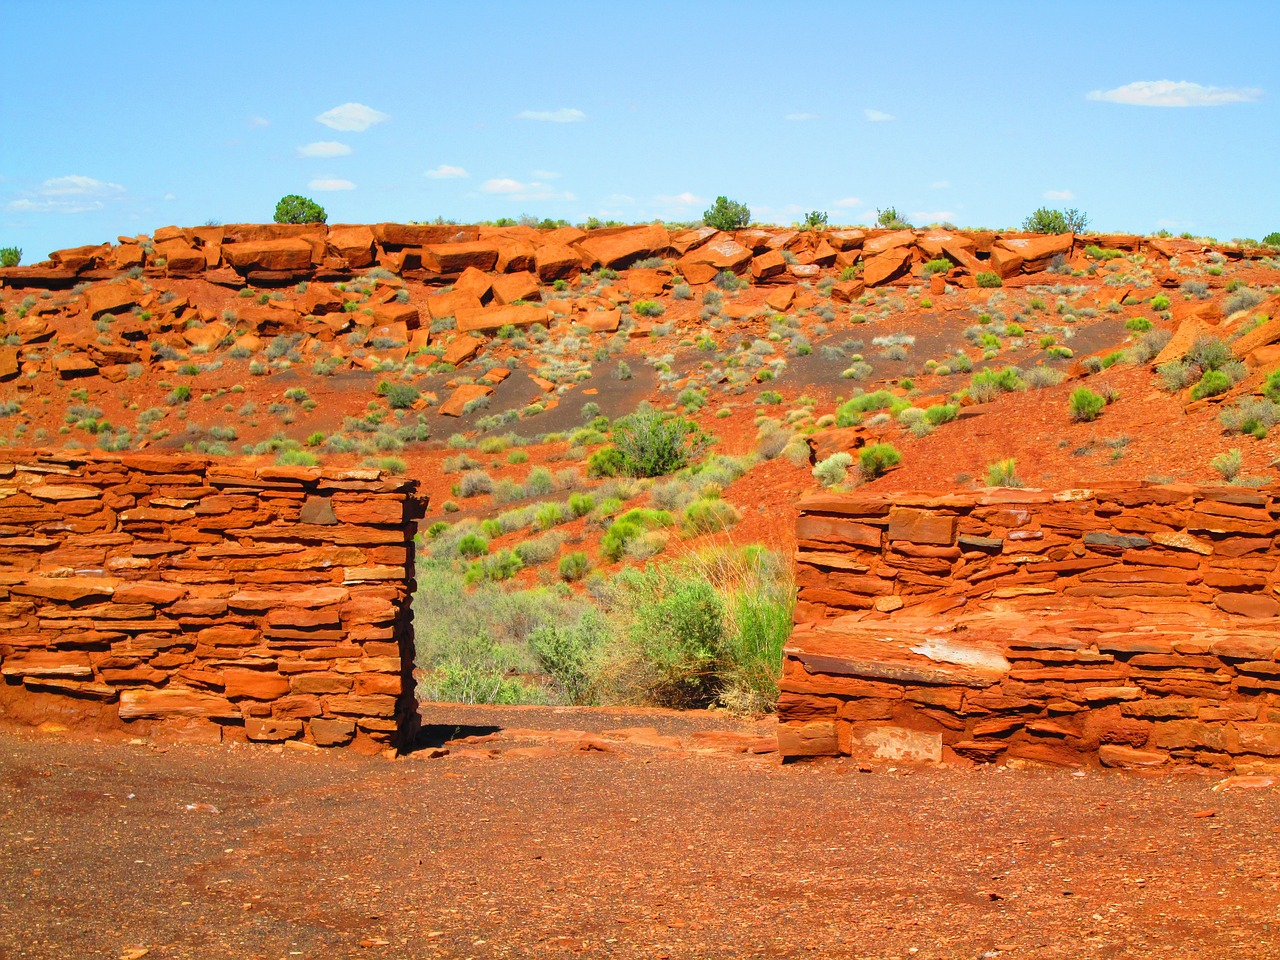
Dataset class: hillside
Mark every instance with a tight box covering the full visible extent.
[3,221,1278,708]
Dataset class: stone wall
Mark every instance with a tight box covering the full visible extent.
[780,483,1280,773]
[0,451,425,751]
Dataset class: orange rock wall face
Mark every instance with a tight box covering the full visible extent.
[781,483,1280,773]
[0,452,426,752]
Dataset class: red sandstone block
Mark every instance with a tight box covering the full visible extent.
[777,721,839,758]
[222,668,290,700]
[324,693,397,717]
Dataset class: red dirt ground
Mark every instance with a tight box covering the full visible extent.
[3,717,1279,959]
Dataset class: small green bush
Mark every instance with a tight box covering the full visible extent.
[975,271,1003,288]
[558,551,590,582]
[601,508,673,561]
[703,195,751,231]
[1069,388,1106,422]
[611,405,711,478]
[0,247,22,267]
[378,381,420,409]
[1150,294,1170,311]
[682,498,742,535]
[1190,369,1232,400]
[968,366,1025,402]
[924,403,959,426]
[812,452,852,488]
[1125,317,1153,333]
[457,533,489,559]
[1022,207,1088,234]
[632,299,664,318]
[859,443,901,480]
[273,194,327,224]
[587,446,626,478]
[986,458,1022,487]
[922,258,952,277]
[1212,448,1242,482]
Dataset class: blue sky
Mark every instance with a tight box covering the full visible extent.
[3,1,1278,261]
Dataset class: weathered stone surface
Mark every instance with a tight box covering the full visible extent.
[119,688,238,719]
[777,721,839,758]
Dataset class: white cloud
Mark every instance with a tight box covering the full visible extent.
[1044,189,1075,201]
[424,164,468,179]
[517,107,586,123]
[1087,80,1263,107]
[606,193,636,205]
[482,178,526,194]
[298,141,352,158]
[40,175,124,197]
[480,178,572,201]
[930,180,951,190]
[315,102,390,131]
[834,196,862,208]
[163,193,177,202]
[249,116,271,128]
[655,192,702,206]
[784,112,819,122]
[912,210,956,223]
[531,169,560,180]
[864,108,895,122]
[309,178,355,191]
[6,175,125,214]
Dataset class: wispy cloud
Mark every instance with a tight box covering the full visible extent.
[834,197,862,208]
[930,180,951,190]
[298,141,351,158]
[315,102,390,131]
[784,112,818,122]
[531,169,560,180]
[480,178,573,201]
[424,164,468,179]
[912,210,956,223]
[517,108,586,123]
[1044,189,1075,201]
[309,178,355,191]
[1087,80,1263,107]
[248,116,271,128]
[864,108,895,122]
[655,192,702,206]
[7,175,125,213]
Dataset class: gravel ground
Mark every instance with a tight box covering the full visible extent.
[2,714,1279,960]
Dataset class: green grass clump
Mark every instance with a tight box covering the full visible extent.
[859,443,901,479]
[601,508,673,561]
[1069,388,1106,422]
[986,458,1022,487]
[975,271,1003,288]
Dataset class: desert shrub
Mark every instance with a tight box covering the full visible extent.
[1212,448,1243,481]
[1131,328,1172,364]
[568,491,595,518]
[876,207,911,229]
[1191,369,1232,401]
[457,533,489,559]
[1022,207,1088,233]
[529,611,607,704]
[859,443,901,479]
[975,271,1003,288]
[703,195,751,231]
[533,501,565,531]
[632,299,664,318]
[835,390,906,427]
[1219,397,1280,438]
[558,551,591,582]
[1150,293,1171,311]
[1264,370,1280,403]
[1070,388,1106,422]
[924,403,959,426]
[273,194,327,224]
[968,366,1025,402]
[587,446,626,478]
[1224,287,1266,316]
[0,247,21,267]
[1126,317,1154,334]
[463,549,524,585]
[812,452,852,488]
[1187,336,1232,372]
[611,405,711,477]
[377,382,420,409]
[601,508,673,561]
[682,497,741,535]
[1025,365,1066,389]
[276,449,318,467]
[524,466,555,497]
[986,458,1022,487]
[515,530,565,566]
[458,469,494,497]
[1157,360,1197,392]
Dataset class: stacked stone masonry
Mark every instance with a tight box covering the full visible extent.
[781,483,1280,773]
[0,451,425,751]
